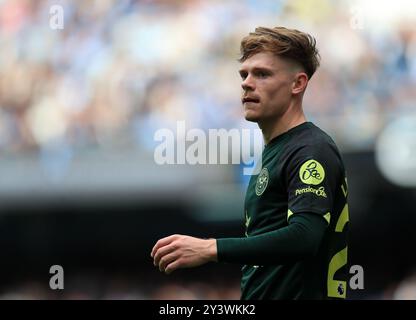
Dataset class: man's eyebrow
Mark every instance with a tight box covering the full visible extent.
[252,66,274,72]
[239,66,274,74]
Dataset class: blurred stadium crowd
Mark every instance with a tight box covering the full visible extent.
[0,271,242,299]
[1,0,416,300]
[1,0,415,158]
[1,269,416,300]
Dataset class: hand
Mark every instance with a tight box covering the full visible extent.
[151,234,217,274]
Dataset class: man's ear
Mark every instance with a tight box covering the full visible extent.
[292,72,308,95]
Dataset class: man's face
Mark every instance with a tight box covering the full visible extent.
[239,52,297,124]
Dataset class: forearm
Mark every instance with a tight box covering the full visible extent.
[216,213,327,265]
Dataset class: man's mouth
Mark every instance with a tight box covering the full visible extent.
[242,97,260,104]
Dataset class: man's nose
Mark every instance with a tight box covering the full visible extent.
[241,75,255,91]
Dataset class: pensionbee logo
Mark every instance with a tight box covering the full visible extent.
[299,159,325,185]
[295,186,327,198]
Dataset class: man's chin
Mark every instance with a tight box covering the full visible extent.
[244,113,260,123]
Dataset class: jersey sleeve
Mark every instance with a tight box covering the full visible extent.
[285,142,340,225]
[216,212,327,265]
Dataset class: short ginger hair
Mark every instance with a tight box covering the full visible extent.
[239,26,321,79]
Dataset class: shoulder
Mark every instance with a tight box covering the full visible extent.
[285,123,340,157]
[282,123,344,173]
[292,122,335,147]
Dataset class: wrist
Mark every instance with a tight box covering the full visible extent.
[206,238,218,262]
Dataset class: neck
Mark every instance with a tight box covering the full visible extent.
[260,102,307,145]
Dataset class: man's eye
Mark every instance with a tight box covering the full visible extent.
[257,72,267,78]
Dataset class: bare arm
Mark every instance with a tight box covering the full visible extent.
[151,212,326,274]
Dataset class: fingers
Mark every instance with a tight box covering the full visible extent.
[150,234,195,275]
[158,251,178,272]
[165,259,182,275]
[153,242,176,267]
[151,234,179,258]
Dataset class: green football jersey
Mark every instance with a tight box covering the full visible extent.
[217,122,349,299]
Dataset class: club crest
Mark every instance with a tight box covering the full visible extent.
[255,167,269,196]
